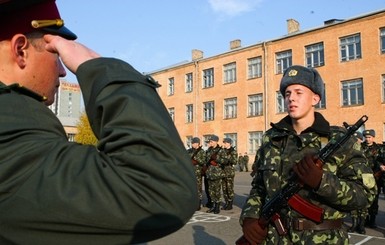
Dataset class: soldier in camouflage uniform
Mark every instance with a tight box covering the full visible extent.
[243,152,250,172]
[187,137,207,211]
[239,65,376,245]
[361,129,384,229]
[217,138,237,210]
[205,135,223,214]
[238,153,244,171]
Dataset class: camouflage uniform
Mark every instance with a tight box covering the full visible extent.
[240,113,376,245]
[361,141,382,227]
[238,154,244,171]
[205,145,223,213]
[243,153,249,172]
[217,145,237,210]
[187,145,207,210]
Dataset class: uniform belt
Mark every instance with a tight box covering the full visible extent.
[291,218,342,231]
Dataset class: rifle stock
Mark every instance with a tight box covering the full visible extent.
[236,115,368,245]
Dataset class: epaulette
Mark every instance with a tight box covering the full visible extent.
[7,83,47,102]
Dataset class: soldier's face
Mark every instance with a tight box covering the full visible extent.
[284,84,320,121]
[364,135,375,145]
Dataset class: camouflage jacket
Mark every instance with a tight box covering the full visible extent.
[187,146,206,168]
[361,142,382,172]
[217,146,237,177]
[205,145,223,180]
[240,113,376,240]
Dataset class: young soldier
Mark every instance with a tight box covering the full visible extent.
[239,65,376,244]
[187,137,207,210]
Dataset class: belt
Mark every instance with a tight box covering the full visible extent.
[291,218,343,231]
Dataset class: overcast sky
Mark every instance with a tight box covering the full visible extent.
[56,0,385,82]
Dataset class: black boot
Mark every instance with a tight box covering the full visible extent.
[206,203,216,213]
[348,217,358,232]
[214,202,220,214]
[222,201,228,210]
[356,217,366,234]
[225,200,233,210]
[197,199,202,211]
[205,197,213,209]
[368,214,377,228]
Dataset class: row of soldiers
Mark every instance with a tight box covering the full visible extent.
[348,129,385,234]
[187,135,238,213]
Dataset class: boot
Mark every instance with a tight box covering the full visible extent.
[205,197,213,209]
[206,203,216,213]
[197,199,202,211]
[222,201,228,210]
[368,214,377,228]
[214,202,220,214]
[356,217,366,234]
[225,200,233,210]
[348,217,358,232]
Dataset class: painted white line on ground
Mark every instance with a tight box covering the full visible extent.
[187,211,231,224]
[353,236,373,245]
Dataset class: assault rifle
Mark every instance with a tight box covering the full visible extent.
[236,115,368,245]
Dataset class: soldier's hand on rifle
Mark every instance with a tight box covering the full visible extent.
[242,218,268,245]
[293,154,323,190]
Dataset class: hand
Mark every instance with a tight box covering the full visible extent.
[293,154,323,190]
[242,218,268,245]
[43,34,100,73]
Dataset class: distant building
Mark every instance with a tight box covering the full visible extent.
[49,80,82,141]
[149,9,385,159]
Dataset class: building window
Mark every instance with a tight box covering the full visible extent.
[315,85,326,109]
[223,62,236,84]
[203,68,214,88]
[203,101,215,121]
[224,133,237,148]
[276,50,292,74]
[382,75,385,102]
[248,94,263,117]
[248,57,262,79]
[381,28,385,54]
[168,77,174,96]
[186,136,193,148]
[185,73,193,93]
[224,97,237,119]
[342,79,364,106]
[249,131,263,154]
[276,92,287,113]
[67,133,76,142]
[340,33,361,62]
[186,104,193,123]
[306,42,324,67]
[168,107,175,121]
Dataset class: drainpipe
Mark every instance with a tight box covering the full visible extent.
[262,42,269,131]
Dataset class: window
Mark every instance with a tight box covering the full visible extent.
[224,97,237,119]
[249,131,263,154]
[248,94,263,116]
[203,101,215,121]
[224,133,237,148]
[276,50,292,74]
[381,28,385,54]
[203,68,214,88]
[186,136,193,148]
[381,75,385,102]
[223,62,236,84]
[168,77,174,96]
[185,73,193,93]
[168,107,175,121]
[306,42,324,67]
[248,57,262,79]
[341,79,364,106]
[186,104,193,123]
[276,92,287,113]
[67,133,76,142]
[340,34,361,62]
[315,85,326,109]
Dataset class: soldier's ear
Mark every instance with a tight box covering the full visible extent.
[11,34,29,69]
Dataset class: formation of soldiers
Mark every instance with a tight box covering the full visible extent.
[187,135,241,213]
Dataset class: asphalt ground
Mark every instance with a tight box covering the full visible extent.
[138,172,385,245]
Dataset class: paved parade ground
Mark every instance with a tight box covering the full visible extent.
[140,172,385,245]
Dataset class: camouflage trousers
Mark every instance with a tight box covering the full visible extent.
[350,209,368,218]
[194,166,203,200]
[221,176,234,202]
[207,178,222,203]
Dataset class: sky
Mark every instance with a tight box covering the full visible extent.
[56,0,385,83]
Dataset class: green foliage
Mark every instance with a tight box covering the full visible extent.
[74,112,98,145]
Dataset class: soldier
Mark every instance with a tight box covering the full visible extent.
[362,129,384,229]
[205,135,223,214]
[217,138,237,210]
[243,152,249,172]
[187,137,206,210]
[239,65,376,244]
[238,153,244,171]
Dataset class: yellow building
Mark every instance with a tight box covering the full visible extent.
[150,9,385,162]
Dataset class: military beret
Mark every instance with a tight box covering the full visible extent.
[0,0,77,41]
[208,135,219,142]
[280,65,324,99]
[363,129,375,137]
[223,138,232,144]
[191,137,200,144]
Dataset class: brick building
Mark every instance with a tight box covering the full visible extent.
[149,9,385,162]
